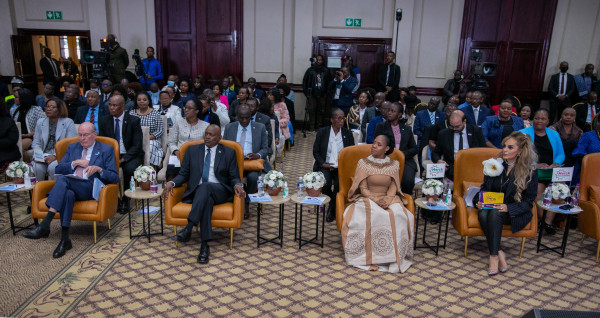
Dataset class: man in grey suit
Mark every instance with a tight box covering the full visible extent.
[223,105,272,218]
[247,98,275,157]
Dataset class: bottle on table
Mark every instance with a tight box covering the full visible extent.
[542,183,552,206]
[297,176,304,198]
[130,176,136,193]
[444,180,452,205]
[28,163,36,184]
[150,171,158,194]
[257,176,264,197]
[282,181,289,198]
[571,184,580,206]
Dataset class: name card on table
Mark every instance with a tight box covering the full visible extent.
[426,164,445,179]
[552,167,574,182]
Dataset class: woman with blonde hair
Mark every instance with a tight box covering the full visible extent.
[474,131,538,275]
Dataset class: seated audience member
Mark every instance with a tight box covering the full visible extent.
[463,91,491,127]
[36,83,57,110]
[575,91,599,132]
[550,107,582,168]
[347,90,372,131]
[223,105,271,219]
[329,67,358,115]
[458,91,473,110]
[428,103,458,150]
[361,92,385,141]
[229,87,250,122]
[64,86,86,120]
[404,96,418,128]
[99,95,144,213]
[519,108,564,235]
[0,100,21,174]
[413,97,444,147]
[157,90,182,131]
[572,114,600,180]
[70,84,87,104]
[32,98,77,180]
[148,82,161,106]
[164,124,246,264]
[166,98,210,179]
[519,104,533,128]
[342,133,413,273]
[22,122,119,258]
[247,98,274,157]
[56,76,73,101]
[226,73,242,94]
[10,88,45,159]
[473,131,537,275]
[313,108,355,222]
[111,84,135,113]
[192,75,208,96]
[366,101,391,144]
[74,90,109,131]
[129,91,164,166]
[247,77,264,101]
[221,76,237,105]
[127,82,144,102]
[267,88,291,141]
[201,88,229,127]
[177,78,196,108]
[443,70,467,104]
[161,74,180,93]
[407,85,421,104]
[490,94,518,116]
[431,110,486,180]
[277,82,296,126]
[258,98,283,154]
[482,99,525,148]
[374,102,419,194]
[211,82,230,110]
[99,79,113,106]
[276,74,295,102]
[197,95,221,127]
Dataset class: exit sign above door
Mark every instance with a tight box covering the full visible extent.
[345,18,362,27]
[46,11,63,20]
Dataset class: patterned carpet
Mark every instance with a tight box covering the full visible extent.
[2,131,600,317]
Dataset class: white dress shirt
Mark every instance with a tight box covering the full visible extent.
[236,123,253,156]
[326,127,344,166]
[453,126,469,155]
[113,112,126,154]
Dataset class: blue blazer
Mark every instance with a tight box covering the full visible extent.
[55,141,119,185]
[463,105,492,126]
[481,115,524,148]
[366,116,384,144]
[413,109,445,137]
[519,126,565,165]
[329,76,359,108]
[223,89,237,105]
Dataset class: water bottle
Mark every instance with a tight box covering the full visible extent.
[282,181,289,198]
[571,184,580,207]
[297,176,304,198]
[28,163,36,184]
[150,171,158,194]
[444,180,452,205]
[257,176,265,197]
[130,176,136,193]
[24,170,31,187]
[542,186,551,206]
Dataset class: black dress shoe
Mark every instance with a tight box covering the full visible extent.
[326,208,336,223]
[197,244,210,264]
[172,227,192,243]
[543,222,556,235]
[53,239,72,258]
[22,226,50,239]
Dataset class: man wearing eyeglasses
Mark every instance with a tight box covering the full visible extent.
[22,122,119,258]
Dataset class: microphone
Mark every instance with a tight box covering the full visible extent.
[396,8,402,22]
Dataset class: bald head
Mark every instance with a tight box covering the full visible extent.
[108,95,126,117]
[449,110,466,133]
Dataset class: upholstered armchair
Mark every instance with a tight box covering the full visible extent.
[31,136,120,243]
[578,153,600,262]
[336,145,415,232]
[452,147,537,258]
[164,140,244,249]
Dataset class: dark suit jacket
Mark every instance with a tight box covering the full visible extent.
[575,102,600,132]
[462,105,492,126]
[253,112,275,155]
[223,121,272,171]
[413,109,445,138]
[0,117,21,163]
[74,104,110,124]
[361,106,380,141]
[548,72,576,102]
[66,99,86,121]
[98,112,144,163]
[171,143,241,202]
[39,57,60,85]
[373,121,418,171]
[55,140,119,185]
[431,124,486,164]
[312,126,354,171]
[329,76,358,108]
[377,63,401,93]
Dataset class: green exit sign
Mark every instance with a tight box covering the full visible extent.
[46,11,63,20]
[345,18,362,27]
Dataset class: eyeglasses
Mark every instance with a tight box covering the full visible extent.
[101,84,111,87]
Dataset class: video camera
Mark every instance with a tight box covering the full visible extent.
[80,50,111,80]
[470,49,497,90]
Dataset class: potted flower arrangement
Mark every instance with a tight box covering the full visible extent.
[134,165,156,190]
[303,171,325,197]
[483,158,504,177]
[264,170,286,195]
[422,179,444,204]
[6,161,29,184]
[551,183,570,204]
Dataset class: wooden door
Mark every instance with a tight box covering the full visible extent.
[458,0,557,106]
[155,0,242,83]
[11,35,37,92]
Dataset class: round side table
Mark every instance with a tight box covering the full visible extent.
[124,188,164,242]
[291,194,331,249]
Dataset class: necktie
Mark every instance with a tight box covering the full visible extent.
[75,148,88,177]
[560,73,565,95]
[202,148,211,183]
[591,105,596,119]
[114,118,121,147]
[473,107,479,124]
[240,127,247,154]
[458,132,464,150]
[386,65,390,86]
[429,112,435,125]
[90,107,96,124]
[49,57,58,77]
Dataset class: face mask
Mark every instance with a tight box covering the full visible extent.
[560,66,568,73]
[167,81,175,87]
[91,88,100,94]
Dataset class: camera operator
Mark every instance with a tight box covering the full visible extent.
[302,55,331,130]
[137,46,164,90]
[328,67,357,116]
[106,34,129,83]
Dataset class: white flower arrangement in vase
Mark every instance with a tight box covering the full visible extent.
[133,165,155,183]
[422,179,444,197]
[483,158,504,177]
[264,170,286,190]
[551,183,570,201]
[6,161,29,178]
[303,172,325,190]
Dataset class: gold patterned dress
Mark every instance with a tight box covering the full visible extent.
[341,156,414,273]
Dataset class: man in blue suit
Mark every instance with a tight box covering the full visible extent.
[22,122,119,258]
[221,76,237,105]
[462,91,491,127]
[329,67,358,115]
[413,97,445,142]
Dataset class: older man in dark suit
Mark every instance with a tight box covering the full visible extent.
[247,98,275,157]
[99,95,144,213]
[164,125,245,264]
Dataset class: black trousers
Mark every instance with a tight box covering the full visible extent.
[245,171,260,195]
[401,163,417,195]
[478,209,511,255]
[184,182,231,241]
[320,168,338,213]
[120,154,143,191]
[308,96,329,130]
